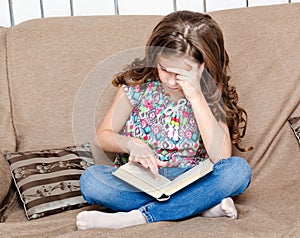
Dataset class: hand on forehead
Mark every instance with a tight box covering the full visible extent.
[158,55,198,72]
[158,55,204,75]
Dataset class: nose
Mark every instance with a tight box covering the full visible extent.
[168,73,177,85]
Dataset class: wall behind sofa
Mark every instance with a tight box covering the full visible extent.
[1,0,300,27]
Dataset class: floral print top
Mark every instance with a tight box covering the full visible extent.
[114,81,208,168]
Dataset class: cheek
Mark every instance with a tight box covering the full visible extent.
[157,69,167,83]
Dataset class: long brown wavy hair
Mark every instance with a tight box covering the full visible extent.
[113,11,252,152]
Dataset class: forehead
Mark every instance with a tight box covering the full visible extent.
[158,55,192,71]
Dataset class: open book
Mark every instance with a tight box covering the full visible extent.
[112,159,214,201]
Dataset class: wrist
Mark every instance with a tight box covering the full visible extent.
[188,93,206,106]
[125,138,133,154]
[125,137,140,154]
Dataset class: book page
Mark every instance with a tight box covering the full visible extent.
[112,162,172,198]
[113,159,213,200]
[164,159,214,196]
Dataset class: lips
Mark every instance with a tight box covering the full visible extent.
[168,86,179,91]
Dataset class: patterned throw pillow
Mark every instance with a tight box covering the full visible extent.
[288,117,300,145]
[4,143,94,220]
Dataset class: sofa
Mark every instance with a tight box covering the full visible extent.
[0,3,299,237]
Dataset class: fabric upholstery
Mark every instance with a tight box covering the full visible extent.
[0,3,299,237]
[212,3,300,173]
[6,16,161,165]
[0,27,14,209]
[0,154,12,217]
[0,27,15,152]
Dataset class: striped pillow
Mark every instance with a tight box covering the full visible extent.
[288,117,300,144]
[4,143,94,220]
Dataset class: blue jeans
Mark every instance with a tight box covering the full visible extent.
[80,156,252,223]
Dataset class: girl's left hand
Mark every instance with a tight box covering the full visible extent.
[166,59,205,101]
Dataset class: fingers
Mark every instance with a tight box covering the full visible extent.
[183,58,200,70]
[156,158,168,167]
[166,58,204,77]
[127,138,167,178]
[198,62,205,75]
[128,154,163,177]
[166,58,198,72]
[147,159,160,178]
[175,74,189,82]
[148,158,168,178]
[166,67,187,76]
[184,58,205,75]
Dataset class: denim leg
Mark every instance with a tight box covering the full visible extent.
[80,165,192,211]
[80,165,155,211]
[139,156,252,223]
[80,157,251,223]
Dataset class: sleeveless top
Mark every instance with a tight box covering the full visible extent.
[114,81,208,168]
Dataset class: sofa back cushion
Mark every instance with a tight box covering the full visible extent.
[6,15,162,164]
[0,27,14,207]
[5,3,300,171]
[210,4,300,171]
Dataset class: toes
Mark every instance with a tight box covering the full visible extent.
[221,198,238,219]
[76,211,89,230]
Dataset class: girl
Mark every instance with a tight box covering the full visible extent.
[76,10,252,230]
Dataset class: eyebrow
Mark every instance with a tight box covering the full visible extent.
[158,62,167,71]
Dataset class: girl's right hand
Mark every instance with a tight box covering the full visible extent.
[166,59,205,102]
[127,138,166,177]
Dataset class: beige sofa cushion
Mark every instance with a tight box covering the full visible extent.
[211,4,300,172]
[0,27,14,208]
[6,16,162,164]
[0,154,11,213]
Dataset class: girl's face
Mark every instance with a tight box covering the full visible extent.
[157,55,192,92]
